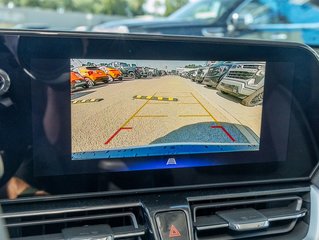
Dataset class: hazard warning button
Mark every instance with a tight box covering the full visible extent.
[155,211,190,240]
[169,225,181,237]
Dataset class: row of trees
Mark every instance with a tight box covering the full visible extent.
[0,0,188,16]
[185,64,203,68]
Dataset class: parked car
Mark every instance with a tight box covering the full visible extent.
[217,63,265,107]
[136,67,148,78]
[179,71,188,78]
[147,67,159,77]
[158,70,168,76]
[203,61,235,88]
[143,67,157,78]
[93,0,319,45]
[75,66,110,86]
[70,71,89,91]
[99,66,123,81]
[190,69,198,81]
[184,69,196,79]
[108,62,142,79]
[195,66,209,84]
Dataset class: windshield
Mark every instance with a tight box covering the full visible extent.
[169,0,239,21]
[0,0,319,46]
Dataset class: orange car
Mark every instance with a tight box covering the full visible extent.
[100,66,123,81]
[70,71,89,90]
[76,66,110,86]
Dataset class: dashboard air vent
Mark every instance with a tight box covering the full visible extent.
[3,204,147,239]
[190,194,308,240]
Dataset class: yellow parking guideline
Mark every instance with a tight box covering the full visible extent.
[179,115,211,117]
[178,103,199,104]
[71,98,104,104]
[133,95,178,102]
[135,115,168,118]
[121,92,157,128]
[190,93,219,123]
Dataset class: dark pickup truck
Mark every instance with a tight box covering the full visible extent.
[108,62,142,79]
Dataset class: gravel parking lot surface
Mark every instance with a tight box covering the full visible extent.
[71,76,262,153]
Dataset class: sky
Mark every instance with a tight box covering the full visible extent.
[71,59,208,71]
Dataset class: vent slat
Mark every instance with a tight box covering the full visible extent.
[261,208,307,222]
[113,225,146,239]
[2,203,142,219]
[194,208,307,232]
[11,225,146,240]
[190,193,308,240]
[12,233,63,240]
[5,205,147,239]
[5,212,136,228]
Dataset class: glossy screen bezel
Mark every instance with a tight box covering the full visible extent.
[1,31,318,196]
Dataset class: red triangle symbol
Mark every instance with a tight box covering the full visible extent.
[169,224,181,238]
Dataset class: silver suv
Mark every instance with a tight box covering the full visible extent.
[217,63,265,107]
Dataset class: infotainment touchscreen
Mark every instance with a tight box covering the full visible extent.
[2,32,314,191]
[71,59,264,162]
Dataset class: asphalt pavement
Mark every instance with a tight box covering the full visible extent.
[71,76,262,153]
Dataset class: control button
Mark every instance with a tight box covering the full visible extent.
[169,225,181,238]
[216,208,269,231]
[155,211,190,240]
[166,157,177,165]
[0,69,10,96]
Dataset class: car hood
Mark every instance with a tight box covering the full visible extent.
[93,17,209,32]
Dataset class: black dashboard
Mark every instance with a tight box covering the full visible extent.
[0,31,318,240]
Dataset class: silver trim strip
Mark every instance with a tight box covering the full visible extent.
[114,230,146,239]
[196,223,229,231]
[4,212,138,228]
[267,210,307,222]
[2,203,141,219]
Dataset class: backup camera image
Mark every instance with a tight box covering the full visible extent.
[71,59,265,161]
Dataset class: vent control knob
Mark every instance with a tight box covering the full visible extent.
[216,208,269,231]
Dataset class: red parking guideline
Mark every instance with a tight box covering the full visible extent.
[105,127,132,145]
[211,126,235,142]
